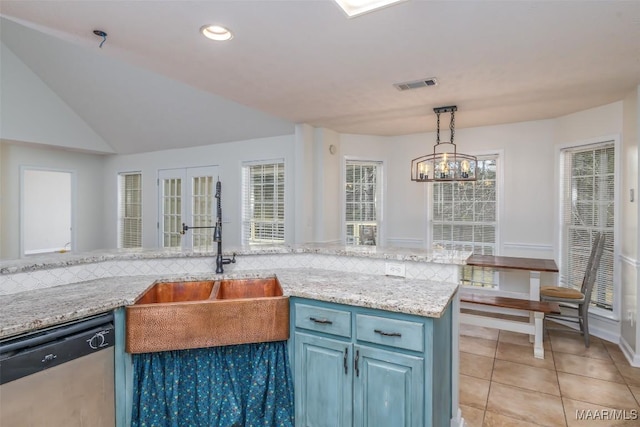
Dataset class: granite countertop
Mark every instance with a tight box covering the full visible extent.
[0,244,471,275]
[0,268,459,339]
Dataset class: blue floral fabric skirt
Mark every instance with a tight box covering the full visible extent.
[131,341,294,427]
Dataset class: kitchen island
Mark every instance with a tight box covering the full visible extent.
[0,246,468,427]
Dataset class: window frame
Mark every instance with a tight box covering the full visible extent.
[117,171,142,249]
[556,135,620,320]
[427,151,503,289]
[343,158,384,247]
[241,159,286,245]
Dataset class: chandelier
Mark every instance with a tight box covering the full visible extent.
[410,106,477,182]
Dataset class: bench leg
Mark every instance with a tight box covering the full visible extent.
[529,271,541,344]
[534,312,544,359]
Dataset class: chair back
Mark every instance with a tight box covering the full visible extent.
[581,232,606,307]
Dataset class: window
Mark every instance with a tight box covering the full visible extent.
[158,166,218,251]
[118,172,142,248]
[432,156,498,287]
[345,161,382,246]
[242,161,285,244]
[560,142,615,311]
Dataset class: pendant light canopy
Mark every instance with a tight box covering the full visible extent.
[410,106,477,182]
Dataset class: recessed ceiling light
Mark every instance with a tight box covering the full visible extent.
[200,25,233,41]
[334,0,407,18]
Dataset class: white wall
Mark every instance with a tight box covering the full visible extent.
[0,141,106,259]
[0,43,113,154]
[341,120,557,256]
[620,88,639,353]
[102,134,296,249]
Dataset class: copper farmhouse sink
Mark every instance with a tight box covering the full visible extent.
[125,277,289,353]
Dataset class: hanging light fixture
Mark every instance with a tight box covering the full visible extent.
[410,106,477,182]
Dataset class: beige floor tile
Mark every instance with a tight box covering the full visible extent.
[563,397,640,427]
[554,352,625,383]
[460,335,498,358]
[629,385,640,406]
[486,382,566,427]
[460,404,485,427]
[498,330,551,350]
[460,351,495,380]
[491,359,560,396]
[557,372,638,409]
[614,362,640,387]
[495,341,556,370]
[603,341,629,365]
[549,332,611,360]
[460,374,491,410]
[483,411,552,427]
[461,323,500,341]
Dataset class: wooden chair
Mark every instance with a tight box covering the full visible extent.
[540,232,605,347]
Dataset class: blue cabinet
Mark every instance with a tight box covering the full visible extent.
[295,333,353,427]
[290,298,452,427]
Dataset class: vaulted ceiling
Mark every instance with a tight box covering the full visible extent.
[1,0,639,154]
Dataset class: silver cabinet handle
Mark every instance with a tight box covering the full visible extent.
[374,329,402,337]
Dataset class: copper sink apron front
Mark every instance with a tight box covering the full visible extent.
[125,278,289,354]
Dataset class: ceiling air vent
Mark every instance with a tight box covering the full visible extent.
[393,78,438,91]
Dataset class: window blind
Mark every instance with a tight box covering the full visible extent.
[162,177,182,249]
[242,161,285,244]
[432,156,498,287]
[118,172,142,248]
[345,161,381,246]
[561,142,615,310]
[191,176,214,252]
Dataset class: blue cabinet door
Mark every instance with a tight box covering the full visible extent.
[295,332,353,427]
[353,345,424,427]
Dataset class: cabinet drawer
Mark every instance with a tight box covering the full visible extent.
[295,304,351,338]
[356,314,424,352]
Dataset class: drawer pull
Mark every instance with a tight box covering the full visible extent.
[374,329,402,338]
[309,317,333,325]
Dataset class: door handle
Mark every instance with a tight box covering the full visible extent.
[354,350,360,377]
[343,347,348,375]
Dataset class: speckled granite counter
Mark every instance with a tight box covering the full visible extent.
[0,269,459,339]
[0,244,469,275]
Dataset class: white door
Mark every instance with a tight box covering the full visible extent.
[158,166,218,251]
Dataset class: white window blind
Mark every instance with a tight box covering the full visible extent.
[432,156,498,287]
[118,172,142,248]
[561,142,615,311]
[345,161,381,246]
[161,176,183,249]
[191,175,215,252]
[242,161,285,244]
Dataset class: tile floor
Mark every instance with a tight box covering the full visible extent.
[459,322,640,427]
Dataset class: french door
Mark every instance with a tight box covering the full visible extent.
[158,166,218,251]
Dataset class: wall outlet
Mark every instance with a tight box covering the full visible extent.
[385,262,406,277]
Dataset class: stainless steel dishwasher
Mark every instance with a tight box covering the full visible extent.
[0,312,115,426]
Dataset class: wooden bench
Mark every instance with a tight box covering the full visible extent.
[459,293,561,359]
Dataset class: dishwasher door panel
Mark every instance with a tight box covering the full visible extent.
[0,346,115,427]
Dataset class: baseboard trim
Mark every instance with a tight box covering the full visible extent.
[620,336,640,367]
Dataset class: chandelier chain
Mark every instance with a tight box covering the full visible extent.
[436,111,441,144]
[450,109,455,144]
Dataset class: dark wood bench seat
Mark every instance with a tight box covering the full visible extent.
[459,292,560,359]
[460,294,561,314]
